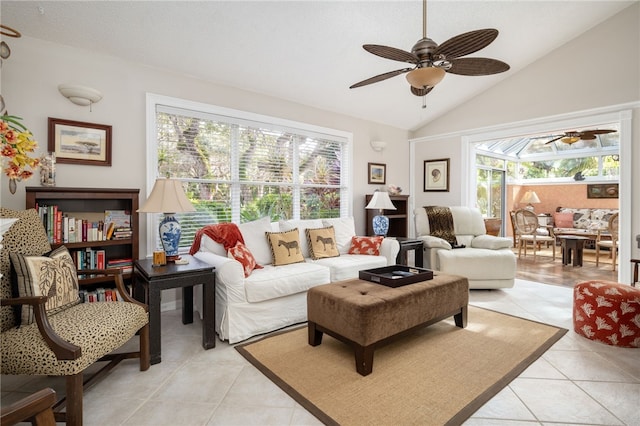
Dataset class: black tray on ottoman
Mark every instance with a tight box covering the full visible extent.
[359,265,434,287]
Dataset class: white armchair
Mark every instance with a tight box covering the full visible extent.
[414,206,516,289]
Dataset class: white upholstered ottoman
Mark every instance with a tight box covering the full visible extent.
[437,248,516,289]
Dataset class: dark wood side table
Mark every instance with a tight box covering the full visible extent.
[558,236,589,267]
[395,237,424,267]
[133,255,215,365]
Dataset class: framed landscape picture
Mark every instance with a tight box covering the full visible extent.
[424,158,450,192]
[368,162,386,184]
[48,118,112,166]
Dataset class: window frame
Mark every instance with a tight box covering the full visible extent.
[144,93,353,258]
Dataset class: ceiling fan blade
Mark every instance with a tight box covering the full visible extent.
[580,134,597,140]
[410,86,434,97]
[363,45,418,63]
[435,29,499,59]
[349,68,413,89]
[544,136,564,145]
[446,57,510,76]
[584,129,616,135]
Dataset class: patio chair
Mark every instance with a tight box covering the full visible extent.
[1,208,150,426]
[513,209,556,260]
[595,213,619,271]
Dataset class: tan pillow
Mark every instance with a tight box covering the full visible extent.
[306,226,340,260]
[266,228,305,266]
[10,245,81,325]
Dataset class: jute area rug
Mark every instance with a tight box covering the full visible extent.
[236,306,566,426]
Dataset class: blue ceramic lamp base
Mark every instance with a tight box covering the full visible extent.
[159,213,182,261]
[372,214,389,236]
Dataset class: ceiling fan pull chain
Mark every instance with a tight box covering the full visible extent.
[422,95,427,109]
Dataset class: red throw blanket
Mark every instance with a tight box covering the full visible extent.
[189,223,245,255]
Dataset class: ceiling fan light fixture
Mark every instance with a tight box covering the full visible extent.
[406,67,445,89]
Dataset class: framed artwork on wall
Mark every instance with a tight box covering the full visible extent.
[48,117,112,166]
[587,183,618,199]
[368,162,386,184]
[423,158,450,192]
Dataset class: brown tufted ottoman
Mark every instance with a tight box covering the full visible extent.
[307,273,469,375]
[573,280,640,347]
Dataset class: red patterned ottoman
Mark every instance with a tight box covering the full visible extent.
[573,280,640,347]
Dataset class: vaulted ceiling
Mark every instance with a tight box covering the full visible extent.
[1,1,635,130]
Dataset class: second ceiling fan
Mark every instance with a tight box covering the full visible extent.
[350,0,510,99]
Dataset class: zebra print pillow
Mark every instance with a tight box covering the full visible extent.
[306,226,340,260]
[265,228,305,266]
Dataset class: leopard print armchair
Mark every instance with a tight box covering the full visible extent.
[1,208,150,426]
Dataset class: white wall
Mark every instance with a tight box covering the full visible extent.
[409,3,640,282]
[0,36,411,247]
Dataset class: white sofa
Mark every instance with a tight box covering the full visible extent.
[414,206,516,289]
[193,216,400,343]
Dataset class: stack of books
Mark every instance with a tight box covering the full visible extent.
[104,210,132,240]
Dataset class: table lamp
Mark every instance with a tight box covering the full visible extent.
[520,190,541,212]
[366,191,397,236]
[138,177,196,261]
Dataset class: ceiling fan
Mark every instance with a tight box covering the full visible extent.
[349,0,510,102]
[543,129,617,145]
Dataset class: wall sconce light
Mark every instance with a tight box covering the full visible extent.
[58,84,103,111]
[370,140,387,152]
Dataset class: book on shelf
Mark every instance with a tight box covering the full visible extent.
[33,204,132,243]
[78,287,129,303]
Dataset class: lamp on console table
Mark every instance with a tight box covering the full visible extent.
[366,191,397,236]
[138,177,195,262]
[520,190,541,212]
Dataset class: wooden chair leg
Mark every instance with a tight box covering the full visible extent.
[139,323,150,371]
[595,245,600,266]
[632,259,639,287]
[65,373,83,426]
[612,246,617,272]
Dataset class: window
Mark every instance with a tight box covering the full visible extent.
[146,95,352,255]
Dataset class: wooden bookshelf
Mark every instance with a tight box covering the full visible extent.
[365,194,409,237]
[25,187,139,286]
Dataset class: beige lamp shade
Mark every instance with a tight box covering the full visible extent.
[520,190,541,205]
[366,191,397,211]
[138,178,196,214]
[406,67,446,89]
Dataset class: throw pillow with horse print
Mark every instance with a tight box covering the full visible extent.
[266,228,305,266]
[306,226,340,260]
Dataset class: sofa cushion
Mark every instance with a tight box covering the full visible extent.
[278,219,324,258]
[238,217,273,265]
[266,228,305,266]
[228,242,263,278]
[310,254,387,282]
[471,235,513,250]
[322,217,356,254]
[244,262,330,303]
[438,248,516,280]
[554,212,574,228]
[1,208,52,332]
[348,236,383,255]
[306,226,340,260]
[11,246,81,325]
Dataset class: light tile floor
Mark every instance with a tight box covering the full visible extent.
[2,279,638,425]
